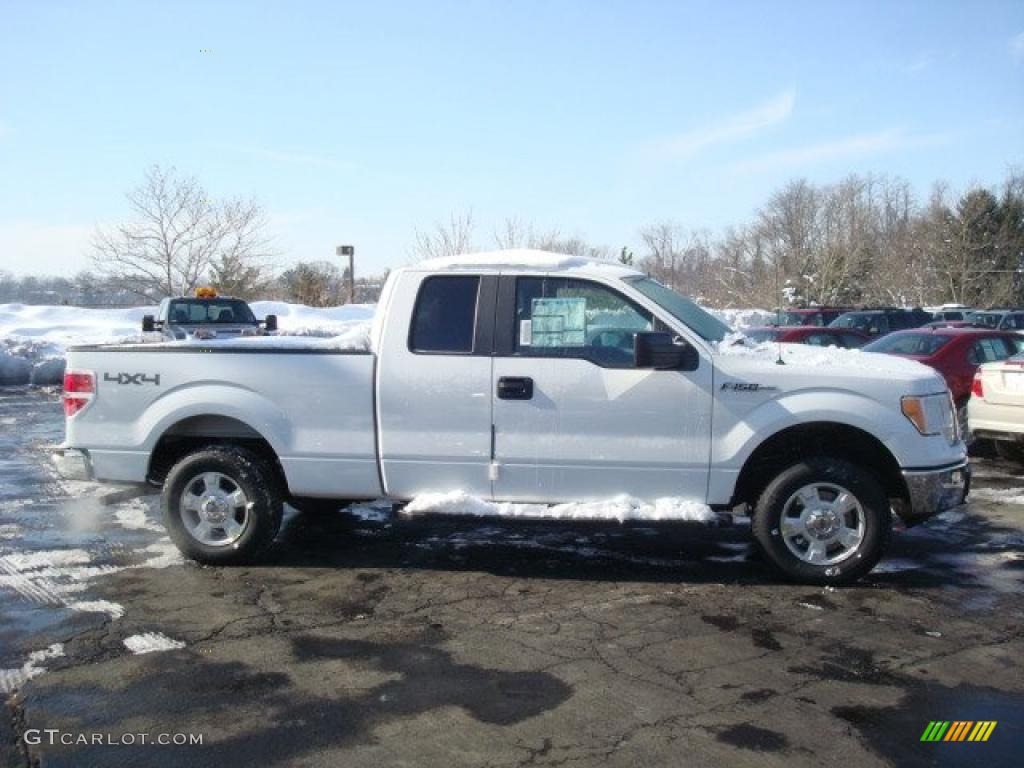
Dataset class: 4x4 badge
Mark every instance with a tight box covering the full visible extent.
[104,373,161,386]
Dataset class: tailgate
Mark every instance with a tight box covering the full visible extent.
[981,360,1024,407]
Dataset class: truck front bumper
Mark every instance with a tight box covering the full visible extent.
[898,460,970,525]
[51,447,93,482]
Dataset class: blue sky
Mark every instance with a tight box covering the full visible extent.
[1,0,1022,277]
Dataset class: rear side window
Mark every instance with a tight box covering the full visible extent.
[969,337,1018,365]
[409,276,480,353]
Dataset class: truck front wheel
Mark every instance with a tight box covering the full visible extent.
[162,446,283,565]
[752,458,891,585]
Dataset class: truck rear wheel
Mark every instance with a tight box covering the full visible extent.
[161,446,283,565]
[752,458,891,585]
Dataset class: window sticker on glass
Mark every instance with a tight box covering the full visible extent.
[519,319,533,346]
[531,298,586,347]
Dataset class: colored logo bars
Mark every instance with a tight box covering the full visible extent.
[920,721,997,742]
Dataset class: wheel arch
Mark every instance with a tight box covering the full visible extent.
[148,414,287,492]
[729,421,908,511]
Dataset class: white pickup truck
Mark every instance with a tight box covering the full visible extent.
[53,250,969,584]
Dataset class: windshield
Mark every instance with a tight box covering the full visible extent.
[973,312,1001,328]
[624,276,733,343]
[863,333,951,356]
[830,313,871,330]
[167,299,256,324]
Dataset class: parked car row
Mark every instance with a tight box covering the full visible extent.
[744,325,870,348]
[744,322,1024,445]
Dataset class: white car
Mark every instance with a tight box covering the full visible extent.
[52,249,968,585]
[968,355,1024,461]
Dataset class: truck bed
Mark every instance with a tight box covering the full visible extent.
[63,344,382,499]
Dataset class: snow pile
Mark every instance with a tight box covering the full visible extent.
[69,599,125,619]
[170,321,371,351]
[0,643,65,693]
[250,301,375,337]
[0,303,153,348]
[123,632,185,655]
[418,249,638,275]
[969,487,1024,505]
[403,491,717,523]
[113,499,164,532]
[0,301,379,385]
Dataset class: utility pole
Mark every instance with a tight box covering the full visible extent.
[337,245,355,304]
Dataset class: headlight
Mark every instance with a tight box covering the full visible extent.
[901,393,956,443]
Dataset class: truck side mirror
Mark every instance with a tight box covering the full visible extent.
[634,332,698,371]
[264,314,278,332]
[142,315,155,333]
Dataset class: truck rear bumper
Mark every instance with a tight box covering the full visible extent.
[898,460,970,525]
[51,447,93,482]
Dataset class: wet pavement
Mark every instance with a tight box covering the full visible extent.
[1,387,1022,767]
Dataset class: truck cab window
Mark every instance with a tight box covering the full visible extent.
[514,277,653,367]
[410,275,480,353]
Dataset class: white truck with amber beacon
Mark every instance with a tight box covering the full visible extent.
[53,250,969,584]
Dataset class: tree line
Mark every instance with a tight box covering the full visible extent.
[2,165,1021,309]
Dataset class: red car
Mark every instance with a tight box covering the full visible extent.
[863,328,1023,427]
[745,325,870,348]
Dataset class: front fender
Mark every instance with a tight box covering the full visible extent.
[713,386,964,486]
[715,388,905,469]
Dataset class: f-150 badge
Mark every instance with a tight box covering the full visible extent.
[720,382,777,392]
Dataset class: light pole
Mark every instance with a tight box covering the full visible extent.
[337,245,355,304]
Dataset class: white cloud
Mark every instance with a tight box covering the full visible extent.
[1012,32,1024,62]
[729,129,951,175]
[653,88,796,159]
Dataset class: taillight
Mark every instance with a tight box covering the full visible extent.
[63,370,95,417]
[971,371,984,399]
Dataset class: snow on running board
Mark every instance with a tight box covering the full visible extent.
[403,491,717,523]
[123,632,186,655]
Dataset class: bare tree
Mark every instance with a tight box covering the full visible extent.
[493,216,531,249]
[413,210,476,261]
[90,165,275,300]
[279,261,345,307]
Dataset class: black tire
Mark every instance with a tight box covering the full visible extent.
[288,497,347,516]
[993,441,1024,463]
[161,445,283,565]
[752,458,891,585]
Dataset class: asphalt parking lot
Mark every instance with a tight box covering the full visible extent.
[2,388,1022,767]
